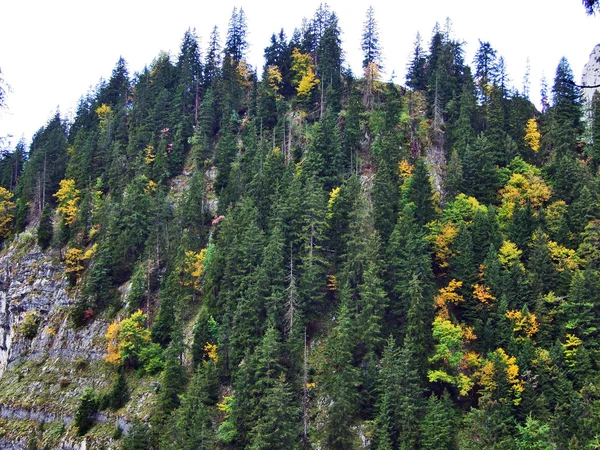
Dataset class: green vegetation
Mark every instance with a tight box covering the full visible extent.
[1,4,600,449]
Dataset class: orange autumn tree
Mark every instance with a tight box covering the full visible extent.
[105,309,151,367]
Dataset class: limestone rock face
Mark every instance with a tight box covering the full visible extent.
[0,232,107,377]
[582,44,600,106]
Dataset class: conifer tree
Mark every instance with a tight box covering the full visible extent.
[321,302,360,449]
[225,7,248,62]
[551,57,582,157]
[37,203,53,250]
[421,391,457,450]
[406,32,427,91]
[403,158,435,227]
[361,6,381,69]
[375,337,424,450]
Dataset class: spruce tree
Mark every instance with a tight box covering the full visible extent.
[550,57,582,158]
[322,303,360,449]
[421,391,457,450]
[37,203,53,250]
[361,6,381,69]
[403,158,436,227]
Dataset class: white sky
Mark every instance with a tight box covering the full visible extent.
[0,0,598,149]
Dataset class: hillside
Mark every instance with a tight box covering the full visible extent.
[1,5,600,449]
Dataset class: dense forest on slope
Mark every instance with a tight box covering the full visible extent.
[2,4,600,449]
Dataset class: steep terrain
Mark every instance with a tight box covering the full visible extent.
[582,43,600,105]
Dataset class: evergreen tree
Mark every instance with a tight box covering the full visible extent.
[421,391,457,450]
[321,303,360,449]
[37,203,53,250]
[461,134,500,205]
[406,32,427,91]
[375,337,424,450]
[551,57,582,157]
[225,7,248,62]
[403,158,436,227]
[444,149,464,202]
[361,6,381,69]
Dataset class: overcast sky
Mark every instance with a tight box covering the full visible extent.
[0,0,598,149]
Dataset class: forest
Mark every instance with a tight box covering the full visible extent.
[1,3,600,449]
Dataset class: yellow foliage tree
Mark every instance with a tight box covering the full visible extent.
[144,145,155,164]
[0,187,15,239]
[96,103,113,133]
[506,309,539,340]
[476,348,524,405]
[53,179,80,225]
[266,65,283,94]
[473,283,495,304]
[204,343,218,363]
[547,240,580,271]
[182,248,208,290]
[398,160,414,179]
[105,309,151,367]
[65,244,97,283]
[524,118,541,152]
[563,334,583,367]
[498,240,523,268]
[326,186,341,220]
[291,48,319,98]
[429,222,458,270]
[434,279,464,319]
[237,60,253,88]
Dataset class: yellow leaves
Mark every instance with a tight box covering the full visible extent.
[266,65,283,94]
[96,103,113,133]
[297,69,319,98]
[181,248,207,290]
[65,244,97,281]
[473,283,495,304]
[237,60,253,88]
[105,320,122,364]
[434,279,463,319]
[477,348,524,405]
[498,240,523,267]
[563,334,583,367]
[498,172,551,224]
[291,48,319,98]
[145,179,157,195]
[496,348,525,404]
[144,145,155,164]
[398,160,414,179]
[477,360,497,393]
[524,118,541,152]
[96,103,112,121]
[327,274,337,291]
[96,104,113,134]
[327,186,341,220]
[500,172,551,210]
[506,309,539,340]
[455,373,475,397]
[104,309,151,366]
[217,395,234,414]
[0,186,15,239]
[462,326,477,342]
[204,342,218,363]
[547,240,580,272]
[429,222,458,270]
[53,179,80,225]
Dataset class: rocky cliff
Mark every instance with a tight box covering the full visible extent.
[0,231,157,449]
[582,43,600,106]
